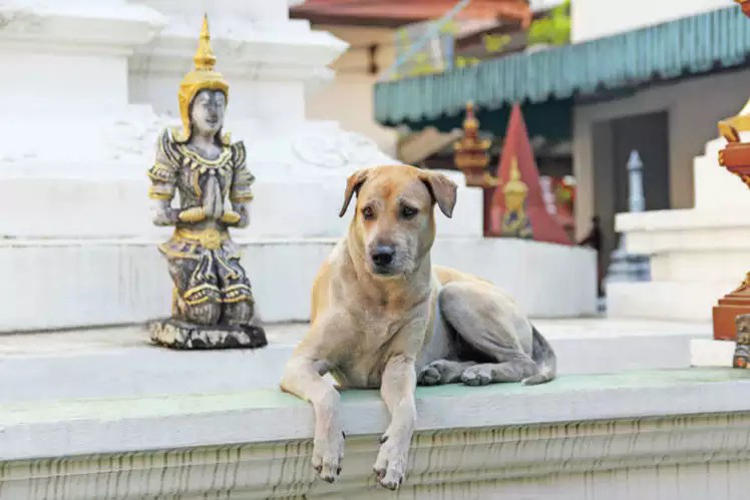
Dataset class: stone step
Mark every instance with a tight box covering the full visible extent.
[0,319,710,405]
[607,280,732,321]
[691,338,735,367]
[0,237,597,331]
[2,367,748,463]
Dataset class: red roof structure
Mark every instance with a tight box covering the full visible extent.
[291,0,531,27]
[489,104,571,245]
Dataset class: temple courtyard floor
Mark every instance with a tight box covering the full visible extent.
[3,318,750,499]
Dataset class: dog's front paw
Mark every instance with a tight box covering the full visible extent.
[312,426,345,482]
[373,435,408,490]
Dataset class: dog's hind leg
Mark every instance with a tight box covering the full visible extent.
[438,281,555,385]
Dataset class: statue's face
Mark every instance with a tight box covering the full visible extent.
[190,89,226,137]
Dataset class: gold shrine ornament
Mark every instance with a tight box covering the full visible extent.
[503,157,529,211]
[175,14,230,143]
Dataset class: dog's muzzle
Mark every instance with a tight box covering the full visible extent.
[370,244,396,275]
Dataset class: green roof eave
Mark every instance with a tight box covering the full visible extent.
[375,5,750,127]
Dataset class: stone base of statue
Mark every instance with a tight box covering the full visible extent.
[148,318,267,350]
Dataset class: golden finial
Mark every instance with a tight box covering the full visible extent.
[504,157,528,195]
[194,14,217,71]
[463,100,479,131]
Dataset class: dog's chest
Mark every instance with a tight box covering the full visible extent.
[331,315,400,388]
[331,305,432,389]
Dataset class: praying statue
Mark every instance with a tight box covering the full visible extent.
[147,15,266,349]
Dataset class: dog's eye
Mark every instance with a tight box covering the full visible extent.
[362,206,376,220]
[400,206,418,219]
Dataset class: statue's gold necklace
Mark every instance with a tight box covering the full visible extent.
[177,143,232,175]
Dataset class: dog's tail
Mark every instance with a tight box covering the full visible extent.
[521,326,557,386]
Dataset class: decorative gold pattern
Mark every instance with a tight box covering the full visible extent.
[222,284,253,304]
[148,185,174,200]
[174,227,228,251]
[184,283,222,306]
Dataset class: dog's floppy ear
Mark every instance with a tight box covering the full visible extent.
[339,168,369,217]
[420,171,458,218]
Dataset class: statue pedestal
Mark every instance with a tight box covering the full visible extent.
[149,319,267,350]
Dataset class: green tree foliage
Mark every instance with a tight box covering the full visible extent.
[527,0,571,46]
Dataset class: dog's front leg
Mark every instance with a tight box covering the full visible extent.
[374,353,417,489]
[281,356,345,482]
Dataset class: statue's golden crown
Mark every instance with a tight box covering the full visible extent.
[503,157,528,196]
[176,15,230,142]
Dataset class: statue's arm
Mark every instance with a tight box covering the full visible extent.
[225,141,254,229]
[148,131,180,226]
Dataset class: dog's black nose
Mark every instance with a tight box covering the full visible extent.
[371,245,395,267]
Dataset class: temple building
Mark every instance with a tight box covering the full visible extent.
[374,0,750,277]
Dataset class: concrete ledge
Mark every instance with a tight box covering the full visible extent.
[2,368,750,461]
[0,320,709,404]
[3,370,750,498]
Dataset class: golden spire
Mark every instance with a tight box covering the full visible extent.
[194,15,217,71]
[504,157,528,195]
[463,100,479,131]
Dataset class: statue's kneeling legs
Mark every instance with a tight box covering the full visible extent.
[150,251,265,349]
[218,257,256,326]
[168,255,223,325]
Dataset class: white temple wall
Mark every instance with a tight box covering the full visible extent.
[573,67,750,240]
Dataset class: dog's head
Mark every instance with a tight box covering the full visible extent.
[339,165,457,277]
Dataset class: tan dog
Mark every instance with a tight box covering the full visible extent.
[280,165,556,489]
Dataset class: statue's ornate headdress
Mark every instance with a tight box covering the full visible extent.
[503,157,528,197]
[175,15,230,143]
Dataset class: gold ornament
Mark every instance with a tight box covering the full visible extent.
[176,15,230,142]
[503,157,529,212]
